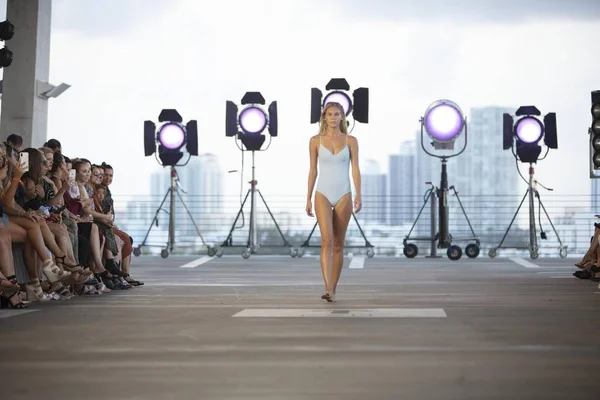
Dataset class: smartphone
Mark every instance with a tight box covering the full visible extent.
[19,152,29,172]
[69,169,76,181]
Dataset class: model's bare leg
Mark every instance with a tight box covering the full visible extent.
[331,193,353,299]
[314,191,334,297]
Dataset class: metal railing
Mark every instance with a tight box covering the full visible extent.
[114,193,595,258]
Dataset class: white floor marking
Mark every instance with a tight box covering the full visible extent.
[232,308,447,318]
[349,256,365,269]
[509,257,540,269]
[0,309,39,318]
[179,256,215,269]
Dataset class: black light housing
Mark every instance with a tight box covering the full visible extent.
[144,109,198,166]
[503,105,558,164]
[311,78,369,124]
[0,20,14,69]
[225,91,278,151]
[590,90,600,175]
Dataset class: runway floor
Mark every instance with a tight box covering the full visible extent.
[1,254,599,399]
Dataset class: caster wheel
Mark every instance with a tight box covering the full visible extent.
[559,248,568,259]
[207,247,216,257]
[403,243,418,258]
[289,247,298,258]
[297,247,305,258]
[447,245,462,261]
[366,247,375,258]
[133,247,141,257]
[242,249,251,259]
[488,248,497,258]
[465,244,480,259]
[216,247,223,257]
[530,249,539,260]
[161,249,169,259]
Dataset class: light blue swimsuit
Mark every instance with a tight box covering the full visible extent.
[315,134,351,207]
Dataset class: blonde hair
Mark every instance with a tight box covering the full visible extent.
[318,102,348,136]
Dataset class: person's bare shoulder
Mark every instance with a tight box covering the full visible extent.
[347,134,358,145]
[309,135,320,145]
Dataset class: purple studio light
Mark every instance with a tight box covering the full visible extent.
[158,123,185,150]
[323,91,351,116]
[239,106,267,134]
[515,117,543,144]
[424,101,464,142]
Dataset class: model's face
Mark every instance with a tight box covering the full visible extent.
[325,106,342,128]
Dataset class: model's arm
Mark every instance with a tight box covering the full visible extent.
[349,135,362,212]
[306,135,319,202]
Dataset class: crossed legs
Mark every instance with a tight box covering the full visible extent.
[315,191,352,301]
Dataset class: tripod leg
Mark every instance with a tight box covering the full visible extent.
[302,222,319,247]
[222,190,251,247]
[495,190,528,249]
[538,197,564,247]
[139,188,171,248]
[452,188,478,239]
[351,213,373,248]
[175,189,207,246]
[405,189,434,241]
[256,190,291,246]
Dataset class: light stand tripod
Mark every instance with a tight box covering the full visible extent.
[403,157,480,260]
[219,150,295,259]
[488,163,568,260]
[296,212,375,259]
[133,167,214,259]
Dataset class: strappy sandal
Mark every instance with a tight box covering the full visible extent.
[0,277,28,309]
[123,274,144,286]
[54,255,88,274]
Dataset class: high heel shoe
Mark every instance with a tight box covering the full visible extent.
[42,259,71,283]
[25,279,52,302]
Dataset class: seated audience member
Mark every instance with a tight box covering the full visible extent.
[101,162,143,286]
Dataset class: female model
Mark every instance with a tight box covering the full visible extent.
[306,101,362,302]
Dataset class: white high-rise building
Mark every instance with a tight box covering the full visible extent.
[361,159,386,224]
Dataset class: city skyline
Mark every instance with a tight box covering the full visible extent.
[0,0,597,205]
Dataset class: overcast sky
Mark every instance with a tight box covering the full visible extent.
[0,0,598,204]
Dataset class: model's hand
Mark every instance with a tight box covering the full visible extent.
[306,200,314,217]
[354,196,362,213]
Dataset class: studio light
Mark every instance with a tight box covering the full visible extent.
[403,99,480,262]
[311,78,369,125]
[423,100,465,150]
[503,105,557,164]
[226,91,277,151]
[589,90,600,178]
[144,109,198,167]
[0,20,14,69]
[491,105,566,260]
[136,109,212,259]
[221,91,295,259]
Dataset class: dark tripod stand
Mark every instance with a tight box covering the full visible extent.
[403,158,480,260]
[488,163,568,260]
[133,167,214,259]
[219,150,295,259]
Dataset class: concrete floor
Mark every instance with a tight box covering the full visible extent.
[1,254,600,399]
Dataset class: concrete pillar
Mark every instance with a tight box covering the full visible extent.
[0,0,52,148]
